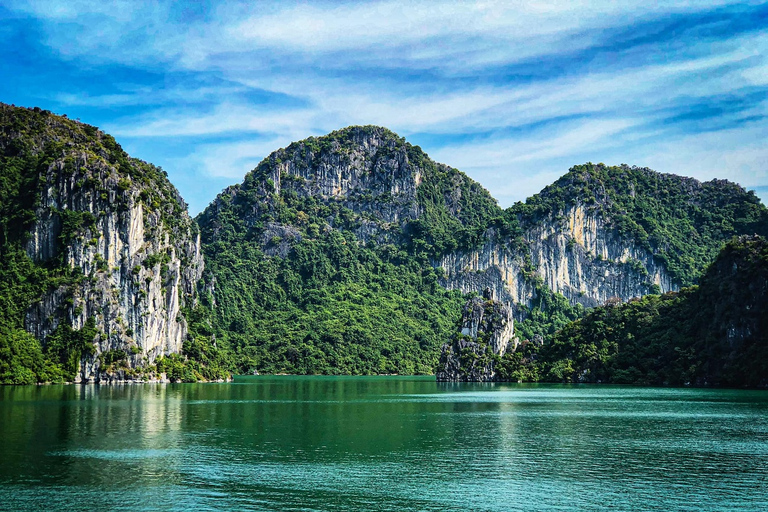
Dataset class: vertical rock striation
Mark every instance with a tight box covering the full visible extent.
[436,288,515,382]
[198,126,427,246]
[437,204,676,314]
[1,104,203,382]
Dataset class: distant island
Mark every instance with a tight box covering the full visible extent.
[1,103,767,386]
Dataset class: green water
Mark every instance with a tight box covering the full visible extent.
[1,377,767,511]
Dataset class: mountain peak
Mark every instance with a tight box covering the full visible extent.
[0,102,204,383]
[199,124,500,252]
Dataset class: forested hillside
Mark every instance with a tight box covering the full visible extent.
[499,235,768,387]
[196,126,501,375]
[196,128,768,377]
[2,107,767,383]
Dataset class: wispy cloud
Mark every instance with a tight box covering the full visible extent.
[110,102,317,138]
[2,0,767,213]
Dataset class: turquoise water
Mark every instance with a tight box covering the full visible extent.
[1,377,767,511]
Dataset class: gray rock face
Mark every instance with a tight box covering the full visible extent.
[436,290,516,382]
[22,150,203,382]
[437,204,677,315]
[270,128,423,228]
[209,127,674,319]
[199,127,429,247]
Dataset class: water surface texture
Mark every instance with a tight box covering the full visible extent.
[1,377,767,511]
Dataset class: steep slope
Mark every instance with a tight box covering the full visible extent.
[197,126,501,374]
[5,109,763,382]
[435,287,516,382]
[198,127,768,375]
[198,126,502,253]
[0,104,204,383]
[513,235,768,387]
[439,163,768,324]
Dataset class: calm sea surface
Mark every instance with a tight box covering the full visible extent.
[1,377,767,511]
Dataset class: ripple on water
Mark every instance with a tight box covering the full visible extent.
[1,380,767,511]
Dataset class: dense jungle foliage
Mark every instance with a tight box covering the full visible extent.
[515,163,768,286]
[498,235,768,386]
[195,128,768,378]
[0,106,100,383]
[195,127,493,375]
[3,109,768,383]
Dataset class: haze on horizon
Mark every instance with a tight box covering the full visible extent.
[2,0,767,214]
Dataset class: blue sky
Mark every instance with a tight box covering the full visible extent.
[2,1,767,214]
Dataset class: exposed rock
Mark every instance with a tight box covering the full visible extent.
[437,204,676,317]
[198,126,426,248]
[436,290,516,382]
[1,104,203,382]
[261,222,302,257]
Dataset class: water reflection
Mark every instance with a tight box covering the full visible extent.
[1,379,767,511]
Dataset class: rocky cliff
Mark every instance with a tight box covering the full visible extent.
[196,127,768,376]
[4,113,766,383]
[438,163,767,315]
[435,288,516,382]
[521,234,768,387]
[0,104,203,382]
[197,126,499,247]
[195,126,496,375]
[437,204,676,311]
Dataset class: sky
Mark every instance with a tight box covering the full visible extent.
[2,0,767,215]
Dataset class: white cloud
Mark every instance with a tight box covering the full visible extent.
[7,0,768,212]
[11,0,755,70]
[108,102,317,138]
[430,115,768,209]
[185,139,290,179]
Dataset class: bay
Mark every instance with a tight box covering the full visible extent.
[1,377,767,511]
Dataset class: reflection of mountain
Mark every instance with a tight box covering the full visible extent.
[0,385,186,489]
[60,385,186,488]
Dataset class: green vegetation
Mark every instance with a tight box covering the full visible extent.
[159,305,234,382]
[502,236,768,387]
[199,226,465,375]
[513,163,768,286]
[196,128,768,380]
[0,104,199,384]
[44,318,99,381]
[514,283,584,344]
[3,109,768,384]
[405,144,502,255]
[195,127,486,375]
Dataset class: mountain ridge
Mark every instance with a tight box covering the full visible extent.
[1,104,767,382]
[506,234,768,387]
[195,123,767,376]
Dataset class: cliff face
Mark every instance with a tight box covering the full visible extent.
[436,288,515,382]
[526,205,674,305]
[202,129,686,320]
[437,162,767,316]
[528,234,768,387]
[438,204,676,312]
[199,127,428,246]
[198,126,503,252]
[1,104,203,382]
[197,127,768,378]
